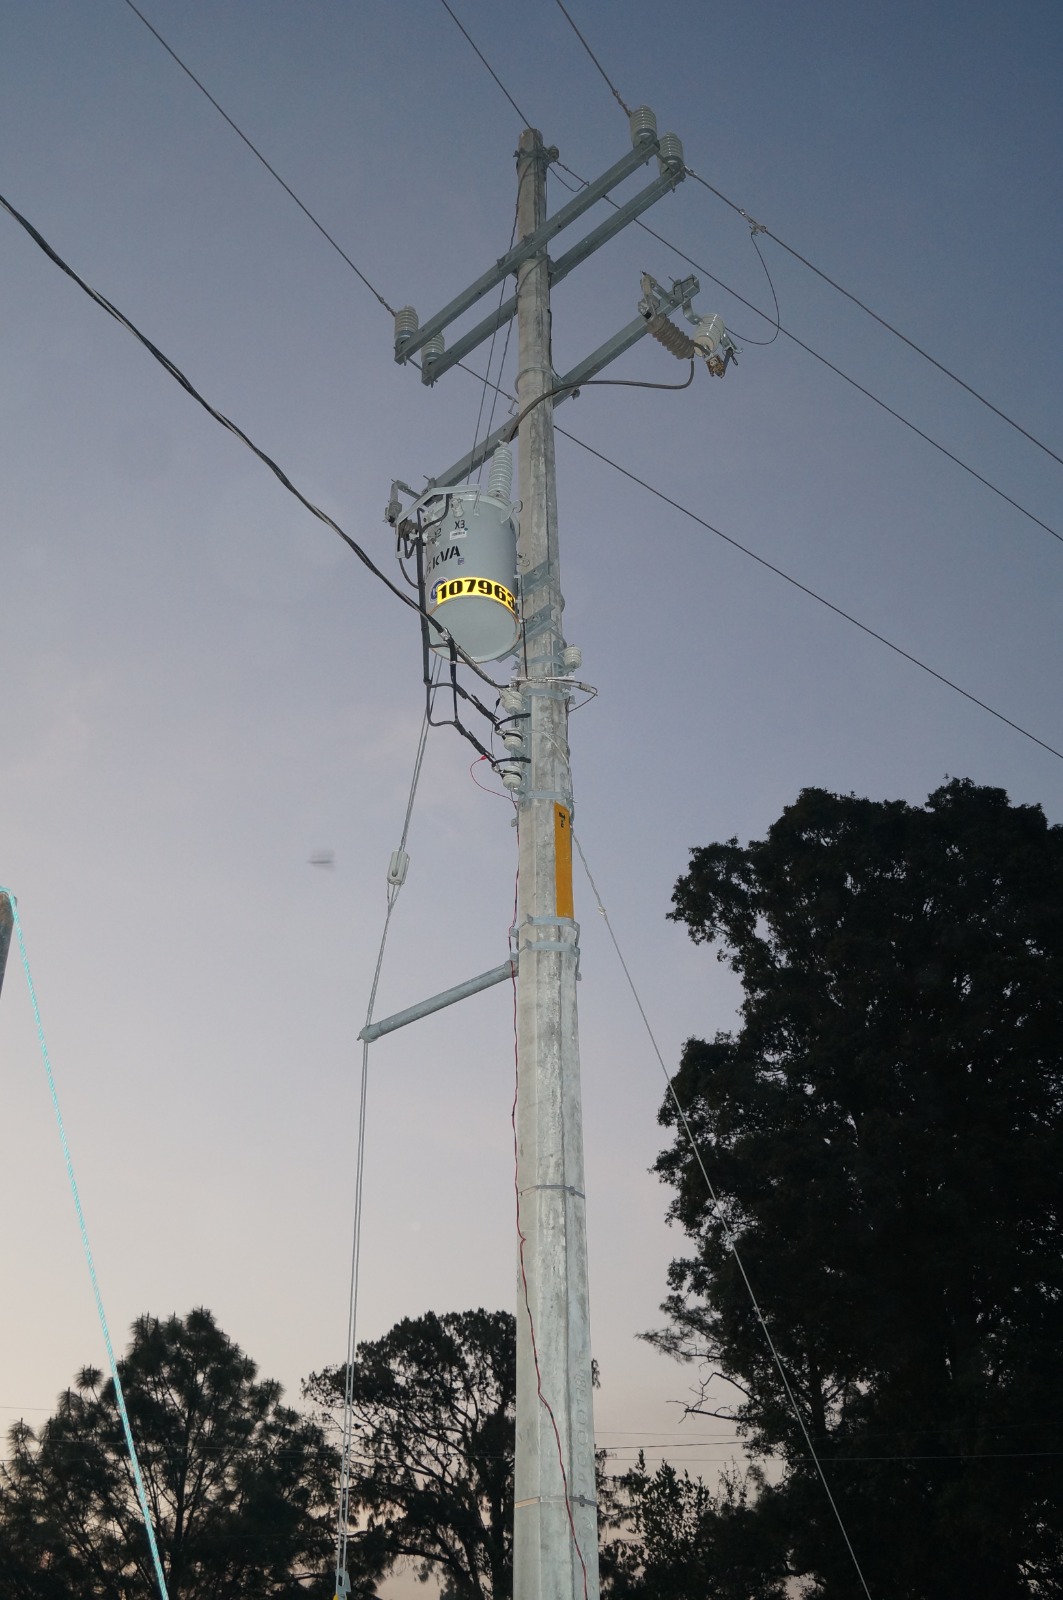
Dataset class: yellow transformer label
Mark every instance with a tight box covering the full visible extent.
[431,576,517,614]
[554,803,574,920]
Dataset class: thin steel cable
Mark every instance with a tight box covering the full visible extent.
[684,166,1063,469]
[565,843,874,1600]
[551,0,632,117]
[121,0,396,316]
[558,423,1063,761]
[0,189,506,693]
[438,0,532,126]
[0,889,171,1600]
[334,692,434,1594]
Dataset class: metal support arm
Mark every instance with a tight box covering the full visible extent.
[358,958,516,1044]
[424,274,699,488]
[395,140,659,367]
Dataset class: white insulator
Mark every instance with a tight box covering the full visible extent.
[394,306,418,339]
[501,769,524,792]
[387,849,409,887]
[423,332,445,363]
[500,686,525,713]
[487,444,513,502]
[657,132,684,174]
[648,314,695,361]
[561,645,582,670]
[629,105,658,147]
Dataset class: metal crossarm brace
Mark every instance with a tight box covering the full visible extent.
[420,165,685,387]
[425,274,699,489]
[394,140,660,367]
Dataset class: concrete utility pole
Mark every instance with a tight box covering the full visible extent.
[512,128,599,1600]
[389,106,707,1600]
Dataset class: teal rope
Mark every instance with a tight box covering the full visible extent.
[0,888,171,1599]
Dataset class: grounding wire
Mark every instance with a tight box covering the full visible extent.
[684,166,1063,470]
[0,188,506,695]
[121,0,396,317]
[565,841,874,1600]
[0,889,171,1600]
[334,687,434,1594]
[551,0,632,117]
[555,424,1063,763]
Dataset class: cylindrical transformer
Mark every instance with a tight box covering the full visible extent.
[424,454,519,663]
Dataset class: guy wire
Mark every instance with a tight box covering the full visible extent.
[335,690,434,1593]
[567,838,874,1600]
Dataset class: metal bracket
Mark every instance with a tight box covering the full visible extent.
[394,139,661,369]
[358,958,516,1045]
[422,274,700,490]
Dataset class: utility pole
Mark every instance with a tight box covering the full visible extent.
[385,106,733,1600]
[511,127,598,1600]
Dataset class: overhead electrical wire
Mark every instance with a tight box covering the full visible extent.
[566,840,874,1600]
[126,0,1058,549]
[434,2,1059,545]
[545,0,1061,470]
[683,166,1063,471]
[121,0,397,317]
[34,9,1063,759]
[0,189,505,696]
[554,424,1063,763]
[551,0,632,117]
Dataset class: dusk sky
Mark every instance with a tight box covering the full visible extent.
[1,0,1060,1547]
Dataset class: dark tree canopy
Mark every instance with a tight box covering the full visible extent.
[657,780,1063,1599]
[0,1308,337,1599]
[599,1453,788,1600]
[305,1308,515,1600]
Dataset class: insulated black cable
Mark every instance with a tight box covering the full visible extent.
[554,424,1063,764]
[0,189,504,693]
[116,0,1058,750]
[121,0,397,316]
[685,166,1063,470]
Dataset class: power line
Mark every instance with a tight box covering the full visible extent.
[571,178,1062,545]
[554,425,1063,763]
[438,0,532,126]
[684,166,1063,471]
[441,349,1063,762]
[551,0,631,118]
[430,2,1058,547]
[0,188,504,693]
[121,0,396,316]
[541,0,1061,469]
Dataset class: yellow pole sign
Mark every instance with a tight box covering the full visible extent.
[554,803,574,920]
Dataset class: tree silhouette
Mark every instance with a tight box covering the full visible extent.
[655,780,1063,1598]
[0,1307,338,1598]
